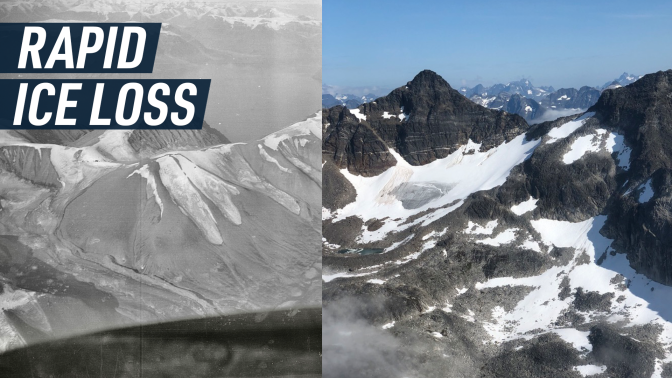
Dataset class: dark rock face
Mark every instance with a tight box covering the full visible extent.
[589,324,659,378]
[590,70,672,178]
[9,130,92,145]
[521,132,617,221]
[592,70,672,285]
[322,106,397,177]
[573,288,614,312]
[0,146,61,188]
[323,70,529,176]
[127,121,230,157]
[322,160,356,211]
[482,334,582,378]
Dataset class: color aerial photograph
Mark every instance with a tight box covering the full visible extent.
[322,0,672,377]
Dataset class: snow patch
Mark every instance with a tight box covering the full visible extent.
[476,228,518,246]
[322,270,377,283]
[573,365,606,376]
[610,133,632,170]
[510,197,537,215]
[638,179,654,203]
[464,220,498,235]
[546,113,594,144]
[476,215,672,353]
[562,131,606,164]
[349,108,366,122]
[258,144,290,172]
[367,279,386,285]
[553,328,592,352]
[383,234,414,253]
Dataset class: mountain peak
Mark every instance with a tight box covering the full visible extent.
[408,69,451,90]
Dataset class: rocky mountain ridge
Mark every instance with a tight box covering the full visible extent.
[322,69,672,377]
[323,70,529,176]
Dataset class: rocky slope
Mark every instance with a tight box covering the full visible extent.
[602,72,643,90]
[323,69,672,378]
[323,70,529,176]
[0,113,321,352]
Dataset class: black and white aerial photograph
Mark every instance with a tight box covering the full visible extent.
[322,0,672,377]
[0,0,322,376]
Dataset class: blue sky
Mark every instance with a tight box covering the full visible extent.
[323,0,672,93]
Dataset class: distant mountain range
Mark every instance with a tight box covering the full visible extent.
[458,73,643,123]
[0,0,322,142]
[0,0,320,30]
[323,73,643,124]
[322,93,378,109]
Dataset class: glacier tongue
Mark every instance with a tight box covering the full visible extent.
[127,164,164,217]
[172,154,242,226]
[157,156,224,245]
[330,134,541,243]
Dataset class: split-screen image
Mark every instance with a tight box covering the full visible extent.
[1,1,672,377]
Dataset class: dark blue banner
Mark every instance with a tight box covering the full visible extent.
[0,23,161,73]
[0,79,210,129]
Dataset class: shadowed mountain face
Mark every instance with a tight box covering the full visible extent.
[322,70,672,377]
[590,70,672,286]
[323,70,529,177]
[0,113,321,352]
[0,308,321,378]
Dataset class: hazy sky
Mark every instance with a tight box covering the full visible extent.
[323,0,672,91]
